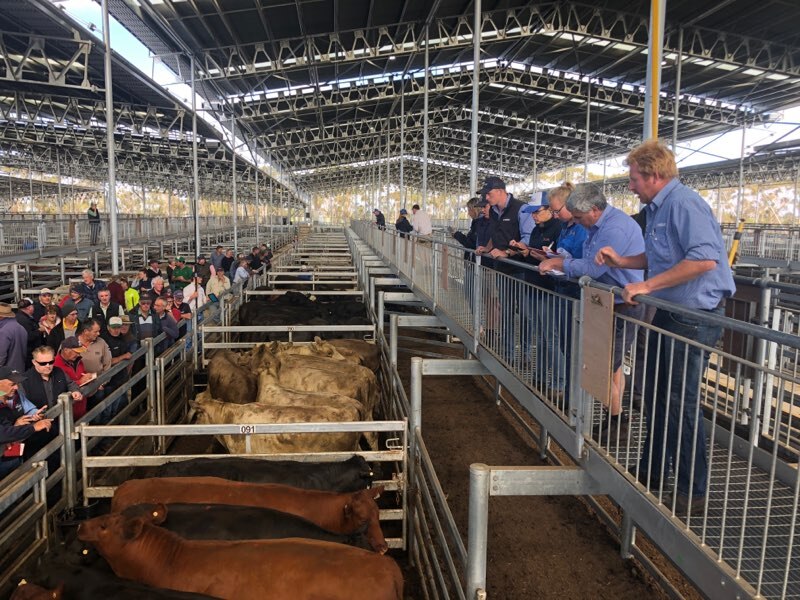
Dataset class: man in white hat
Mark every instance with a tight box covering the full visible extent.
[32,288,54,322]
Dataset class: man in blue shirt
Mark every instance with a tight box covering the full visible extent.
[596,140,735,516]
[540,183,645,432]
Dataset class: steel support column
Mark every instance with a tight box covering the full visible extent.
[191,56,201,255]
[422,25,429,209]
[672,27,684,150]
[101,0,119,274]
[643,0,667,140]
[470,0,482,194]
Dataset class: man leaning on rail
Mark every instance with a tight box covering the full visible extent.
[595,140,735,517]
[538,183,645,433]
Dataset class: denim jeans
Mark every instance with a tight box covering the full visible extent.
[639,307,723,497]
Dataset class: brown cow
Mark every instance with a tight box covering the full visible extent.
[9,582,62,600]
[77,512,403,600]
[111,477,389,554]
[190,395,364,454]
[207,350,257,404]
[328,339,381,372]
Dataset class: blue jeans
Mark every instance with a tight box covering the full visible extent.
[639,307,723,497]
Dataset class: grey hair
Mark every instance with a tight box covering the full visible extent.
[566,183,607,213]
[151,276,164,287]
[82,269,94,277]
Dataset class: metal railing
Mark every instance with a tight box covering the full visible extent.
[351,221,800,600]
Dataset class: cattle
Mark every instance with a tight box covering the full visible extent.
[328,339,381,372]
[260,354,379,417]
[153,454,375,492]
[14,560,215,599]
[77,512,403,600]
[122,503,370,549]
[207,349,257,405]
[9,582,61,600]
[190,396,363,454]
[110,477,389,554]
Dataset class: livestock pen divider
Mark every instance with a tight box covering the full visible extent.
[78,420,409,550]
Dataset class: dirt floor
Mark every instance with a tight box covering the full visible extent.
[394,334,692,600]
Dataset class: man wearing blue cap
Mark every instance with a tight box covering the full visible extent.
[372,209,386,231]
[395,209,413,238]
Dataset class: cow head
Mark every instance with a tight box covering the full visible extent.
[187,399,209,424]
[120,503,168,525]
[343,486,388,554]
[77,513,145,549]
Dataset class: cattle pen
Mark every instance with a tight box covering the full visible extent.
[1,224,799,599]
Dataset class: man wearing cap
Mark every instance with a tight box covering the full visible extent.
[0,366,52,479]
[194,255,212,283]
[120,278,139,313]
[78,270,107,305]
[102,317,133,411]
[62,286,92,322]
[53,337,91,419]
[118,315,139,355]
[0,303,28,373]
[171,257,193,291]
[32,289,54,322]
[47,301,79,352]
[145,259,163,288]
[395,209,413,238]
[89,289,125,337]
[128,296,162,343]
[172,290,192,322]
[410,204,432,237]
[373,209,386,231]
[474,176,527,362]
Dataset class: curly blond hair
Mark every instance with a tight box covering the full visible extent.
[625,140,679,180]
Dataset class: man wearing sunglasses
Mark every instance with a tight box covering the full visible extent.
[23,345,83,411]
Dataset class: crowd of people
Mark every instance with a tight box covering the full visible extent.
[0,243,274,481]
[417,140,733,517]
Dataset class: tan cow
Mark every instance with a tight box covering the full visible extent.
[260,354,379,417]
[327,339,381,372]
[207,350,258,404]
[190,396,362,454]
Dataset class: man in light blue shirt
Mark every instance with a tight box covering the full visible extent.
[540,183,645,430]
[596,140,735,517]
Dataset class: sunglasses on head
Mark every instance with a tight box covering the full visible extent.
[35,359,55,366]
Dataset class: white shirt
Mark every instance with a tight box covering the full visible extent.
[412,209,433,236]
[182,282,207,312]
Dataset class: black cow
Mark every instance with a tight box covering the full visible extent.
[16,559,214,599]
[122,503,370,549]
[152,455,377,492]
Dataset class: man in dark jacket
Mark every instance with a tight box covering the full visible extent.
[395,209,414,238]
[0,302,29,372]
[15,299,45,368]
[0,367,52,479]
[373,209,386,230]
[88,289,125,337]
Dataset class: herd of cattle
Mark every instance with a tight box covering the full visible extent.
[9,290,407,599]
[12,456,403,599]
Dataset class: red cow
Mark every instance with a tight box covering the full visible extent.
[111,477,389,553]
[77,511,403,600]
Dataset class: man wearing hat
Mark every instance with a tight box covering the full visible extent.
[0,366,52,479]
[53,337,91,419]
[0,303,28,373]
[46,301,79,352]
[473,176,528,362]
[62,285,92,322]
[372,209,386,231]
[32,288,54,322]
[145,259,163,288]
[101,316,133,417]
[128,296,162,343]
[395,209,413,238]
[15,298,45,368]
[410,204,432,237]
[171,257,193,291]
[194,255,212,283]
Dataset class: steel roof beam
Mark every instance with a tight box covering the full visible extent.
[191,4,800,83]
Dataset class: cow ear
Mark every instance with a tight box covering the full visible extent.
[53,583,65,599]
[121,517,145,541]
[372,485,385,500]
[343,503,352,517]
